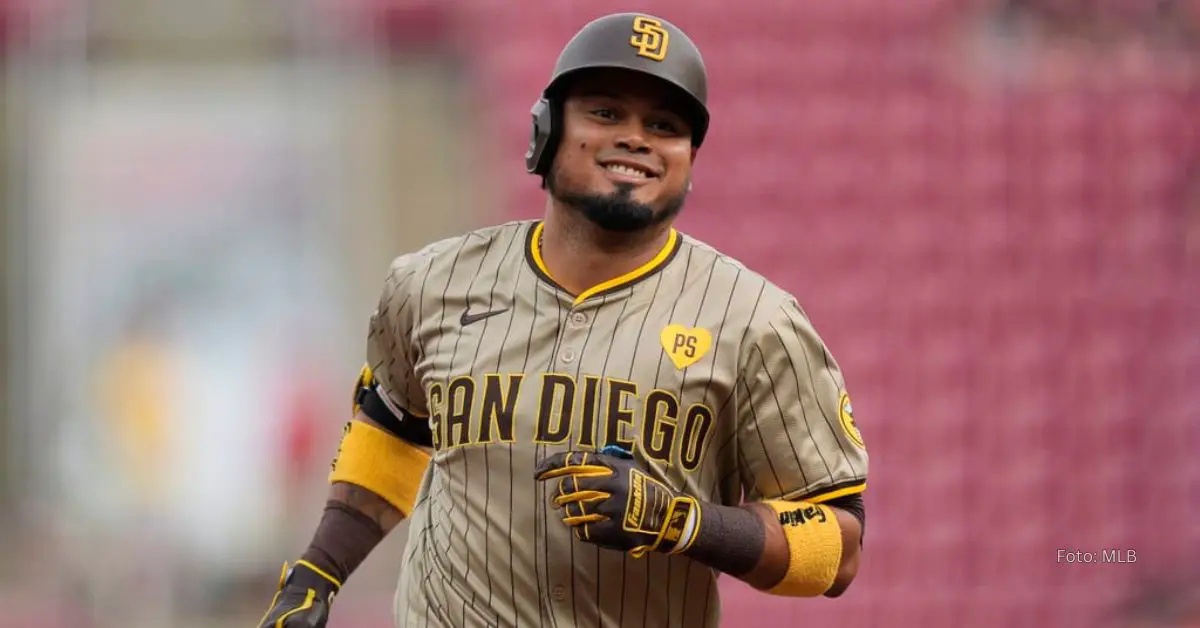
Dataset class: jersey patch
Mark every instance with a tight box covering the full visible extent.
[659,324,711,369]
[838,391,865,449]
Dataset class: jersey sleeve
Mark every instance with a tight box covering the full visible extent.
[736,296,868,504]
[365,253,428,418]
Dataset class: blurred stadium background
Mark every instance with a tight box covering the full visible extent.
[0,1,1197,627]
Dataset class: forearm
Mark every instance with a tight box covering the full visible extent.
[299,481,405,584]
[682,500,862,597]
[679,502,778,588]
[299,414,414,584]
[534,449,864,597]
[329,480,406,532]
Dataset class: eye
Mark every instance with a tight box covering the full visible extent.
[590,108,617,120]
[649,120,678,133]
[648,118,687,136]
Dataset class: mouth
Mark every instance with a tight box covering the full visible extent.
[599,159,660,182]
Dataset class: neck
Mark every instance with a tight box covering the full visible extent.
[539,203,672,298]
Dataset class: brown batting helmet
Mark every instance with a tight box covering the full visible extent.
[524,13,710,176]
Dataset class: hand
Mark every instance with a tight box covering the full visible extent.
[534,446,700,557]
[257,561,340,628]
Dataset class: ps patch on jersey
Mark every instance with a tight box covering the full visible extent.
[838,391,865,449]
[659,324,711,369]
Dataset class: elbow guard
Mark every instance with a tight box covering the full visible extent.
[761,501,844,597]
[329,420,430,516]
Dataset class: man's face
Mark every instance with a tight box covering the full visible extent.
[546,68,696,233]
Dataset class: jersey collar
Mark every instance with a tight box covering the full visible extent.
[525,221,682,306]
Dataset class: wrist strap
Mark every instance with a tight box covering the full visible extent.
[288,559,343,592]
[630,496,700,558]
[660,496,700,555]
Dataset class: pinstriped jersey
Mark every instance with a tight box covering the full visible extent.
[365,220,869,628]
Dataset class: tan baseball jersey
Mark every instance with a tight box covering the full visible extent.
[365,219,868,628]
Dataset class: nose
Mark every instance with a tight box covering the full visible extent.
[614,119,651,154]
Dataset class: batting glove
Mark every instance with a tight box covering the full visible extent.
[257,560,341,628]
[534,445,700,558]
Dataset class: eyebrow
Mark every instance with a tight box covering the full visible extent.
[576,91,686,117]
[575,90,623,100]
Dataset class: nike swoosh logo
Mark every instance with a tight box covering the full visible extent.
[460,308,509,326]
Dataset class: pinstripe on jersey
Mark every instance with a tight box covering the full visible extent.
[365,220,868,628]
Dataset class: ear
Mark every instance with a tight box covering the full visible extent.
[690,147,699,164]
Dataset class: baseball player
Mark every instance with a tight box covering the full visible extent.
[259,12,868,628]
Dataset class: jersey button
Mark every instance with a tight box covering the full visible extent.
[560,348,576,363]
[570,312,588,326]
[552,585,566,601]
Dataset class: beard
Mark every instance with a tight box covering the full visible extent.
[547,166,688,233]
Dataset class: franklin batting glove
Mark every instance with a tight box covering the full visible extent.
[257,560,341,628]
[534,446,700,558]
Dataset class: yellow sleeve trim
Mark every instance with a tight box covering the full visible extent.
[329,419,430,516]
[761,501,843,598]
[803,481,867,505]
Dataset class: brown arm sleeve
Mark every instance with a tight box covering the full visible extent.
[299,410,409,585]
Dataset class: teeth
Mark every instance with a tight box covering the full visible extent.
[606,164,649,178]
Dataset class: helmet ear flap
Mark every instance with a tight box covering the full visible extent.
[525,96,560,176]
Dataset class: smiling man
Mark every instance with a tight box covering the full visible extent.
[259,13,870,628]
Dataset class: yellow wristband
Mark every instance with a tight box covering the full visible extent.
[761,501,843,597]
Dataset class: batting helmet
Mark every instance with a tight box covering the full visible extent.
[524,13,710,176]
